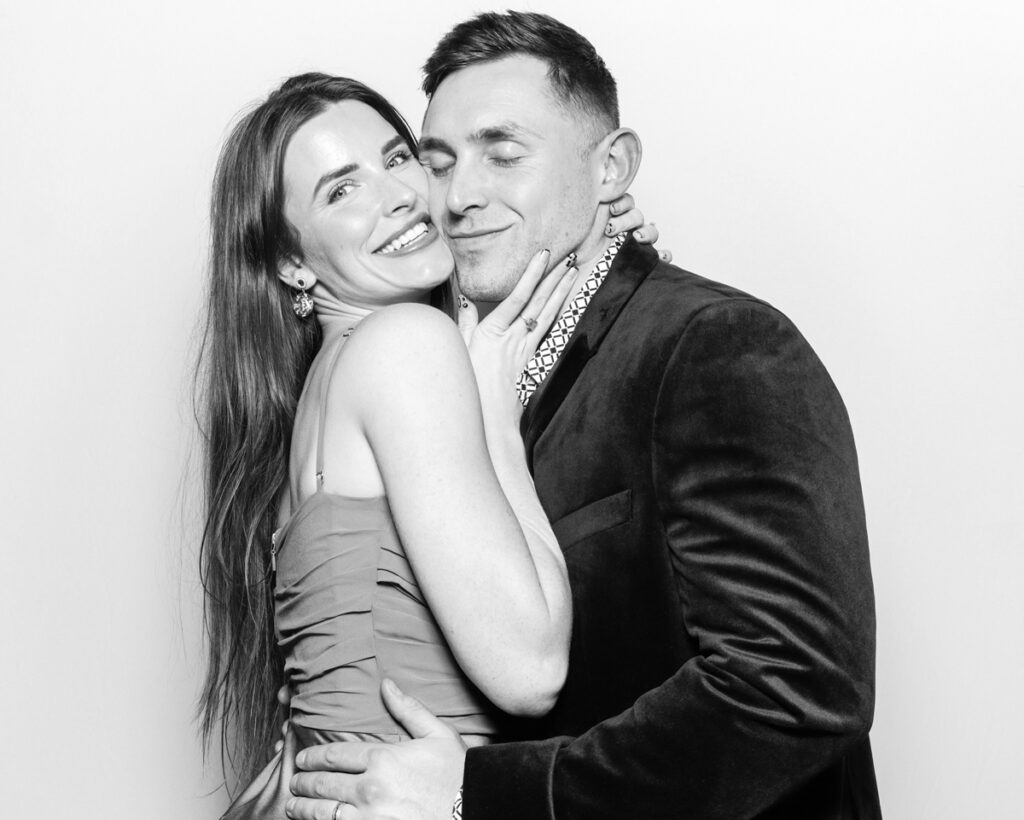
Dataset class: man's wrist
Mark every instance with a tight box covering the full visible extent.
[452,785,463,819]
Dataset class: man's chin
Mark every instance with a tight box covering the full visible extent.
[453,255,519,302]
[457,279,515,303]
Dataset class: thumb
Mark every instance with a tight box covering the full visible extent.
[381,678,455,740]
[457,296,478,345]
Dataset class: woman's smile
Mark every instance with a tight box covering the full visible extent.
[373,217,438,256]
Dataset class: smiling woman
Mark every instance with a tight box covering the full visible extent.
[277,101,454,307]
[194,72,656,819]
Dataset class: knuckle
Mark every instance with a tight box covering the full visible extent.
[324,744,342,767]
[357,776,383,803]
[313,773,332,798]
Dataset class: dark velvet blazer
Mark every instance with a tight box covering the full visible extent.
[464,239,881,819]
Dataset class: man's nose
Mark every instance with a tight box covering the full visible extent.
[445,162,488,215]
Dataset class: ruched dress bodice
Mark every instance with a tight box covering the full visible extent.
[273,490,499,740]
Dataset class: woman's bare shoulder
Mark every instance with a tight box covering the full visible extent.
[333,304,472,400]
[355,302,459,343]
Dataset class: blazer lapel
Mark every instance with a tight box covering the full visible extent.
[520,238,660,463]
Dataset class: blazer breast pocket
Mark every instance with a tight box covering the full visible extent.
[551,489,632,550]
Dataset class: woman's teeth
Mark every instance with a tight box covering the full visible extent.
[379,222,428,254]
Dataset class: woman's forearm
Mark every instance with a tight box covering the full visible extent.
[354,306,571,716]
[474,403,571,713]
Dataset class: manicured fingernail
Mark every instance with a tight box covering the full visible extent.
[458,295,469,309]
[285,798,296,817]
[383,677,398,696]
[542,248,550,257]
[295,751,306,767]
[605,221,615,236]
[565,252,577,268]
[633,229,645,240]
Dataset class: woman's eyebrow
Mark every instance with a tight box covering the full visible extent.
[381,135,406,155]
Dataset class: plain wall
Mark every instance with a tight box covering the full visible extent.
[1,1,1021,817]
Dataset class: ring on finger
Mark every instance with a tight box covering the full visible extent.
[333,801,345,820]
[522,316,538,332]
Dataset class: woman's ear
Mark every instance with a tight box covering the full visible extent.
[277,257,316,291]
[595,128,642,203]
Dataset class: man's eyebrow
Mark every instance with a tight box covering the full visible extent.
[311,136,408,201]
[471,123,540,143]
[418,123,541,155]
[417,136,454,155]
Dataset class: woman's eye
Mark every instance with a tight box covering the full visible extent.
[327,182,356,203]
[386,150,412,170]
[490,156,521,168]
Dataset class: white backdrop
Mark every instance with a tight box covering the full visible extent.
[1,2,1021,817]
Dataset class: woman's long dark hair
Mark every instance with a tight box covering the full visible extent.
[195,73,453,786]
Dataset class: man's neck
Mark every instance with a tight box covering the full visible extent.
[559,233,616,314]
[473,233,616,320]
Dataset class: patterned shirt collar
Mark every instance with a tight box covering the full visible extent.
[516,233,628,406]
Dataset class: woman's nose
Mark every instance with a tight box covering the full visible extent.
[383,175,418,213]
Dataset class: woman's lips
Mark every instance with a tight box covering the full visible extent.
[375,222,439,257]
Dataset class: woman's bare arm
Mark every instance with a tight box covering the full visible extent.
[341,301,570,717]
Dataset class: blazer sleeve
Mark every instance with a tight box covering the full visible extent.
[463,299,876,819]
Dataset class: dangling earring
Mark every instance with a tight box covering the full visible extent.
[292,275,314,319]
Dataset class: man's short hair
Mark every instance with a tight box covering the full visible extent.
[422,11,619,136]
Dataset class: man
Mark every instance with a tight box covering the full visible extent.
[289,11,880,819]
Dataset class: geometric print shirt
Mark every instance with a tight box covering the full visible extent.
[516,233,628,407]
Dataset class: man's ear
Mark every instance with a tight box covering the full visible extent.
[595,128,642,203]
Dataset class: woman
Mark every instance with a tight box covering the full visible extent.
[196,73,659,816]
